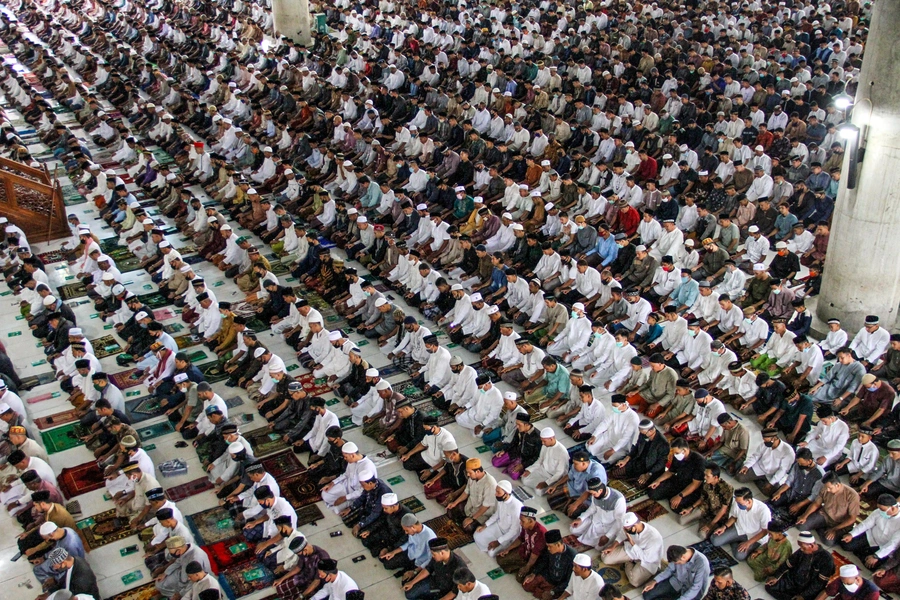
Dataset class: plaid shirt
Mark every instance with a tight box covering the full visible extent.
[696,480,734,518]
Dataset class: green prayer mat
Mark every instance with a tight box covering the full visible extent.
[41,422,89,454]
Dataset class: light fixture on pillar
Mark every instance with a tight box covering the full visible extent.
[839,123,861,189]
[834,93,854,111]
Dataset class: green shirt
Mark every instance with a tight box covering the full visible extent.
[543,365,571,397]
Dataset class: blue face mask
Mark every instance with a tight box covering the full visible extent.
[737,503,748,511]
[616,341,624,347]
[612,407,622,414]
[881,510,893,519]
[868,385,879,392]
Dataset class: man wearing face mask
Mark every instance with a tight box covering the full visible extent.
[710,487,772,561]
[841,494,900,569]
[822,564,879,600]
[738,429,796,495]
[647,437,705,511]
[768,447,825,517]
[765,530,835,600]
[800,406,850,468]
[454,375,504,436]
[569,478,627,550]
[586,394,640,464]
[601,511,664,587]
[474,480,523,557]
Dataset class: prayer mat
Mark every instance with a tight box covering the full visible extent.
[35,408,80,430]
[269,261,289,276]
[245,318,270,333]
[202,537,257,575]
[280,470,323,510]
[103,581,158,600]
[154,308,176,320]
[58,281,89,300]
[198,361,230,382]
[183,254,205,265]
[124,395,166,424]
[411,399,455,426]
[338,416,358,431]
[136,421,175,442]
[62,192,88,206]
[41,422,89,454]
[373,364,406,379]
[423,514,474,549]
[260,451,305,479]
[118,256,145,274]
[165,477,216,502]
[394,379,430,402]
[19,371,57,389]
[174,334,202,350]
[37,249,68,264]
[26,391,55,404]
[561,534,592,553]
[91,335,123,359]
[177,244,198,255]
[245,427,290,458]
[188,350,208,363]
[77,509,135,550]
[608,478,646,503]
[295,504,325,528]
[628,499,668,523]
[164,323,185,334]
[59,461,105,498]
[400,496,425,514]
[187,506,240,546]
[689,539,738,569]
[295,373,333,397]
[595,564,637,594]
[218,560,274,600]
[137,292,171,308]
[110,368,146,390]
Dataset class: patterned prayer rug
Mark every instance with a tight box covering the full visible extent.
[260,451,305,479]
[58,281,89,300]
[338,416,358,431]
[245,318,271,333]
[218,560,274,600]
[202,537,257,575]
[628,499,668,523]
[110,369,146,390]
[393,379,430,402]
[400,496,425,514]
[423,514,474,549]
[175,334,202,350]
[41,422,89,454]
[37,249,68,264]
[830,551,853,581]
[164,323,185,334]
[373,364,406,379]
[296,504,325,528]
[596,564,637,594]
[187,506,240,546]
[77,509,135,550]
[137,292,170,309]
[91,335,123,359]
[197,361,230,383]
[608,478,646,503]
[280,470,323,511]
[124,395,166,424]
[561,534,592,553]
[35,408,80,430]
[118,256,144,274]
[164,477,216,502]
[689,539,738,569]
[103,582,158,600]
[136,421,175,442]
[295,373,334,397]
[411,399,455,427]
[244,427,289,458]
[59,461,105,498]
[19,371,57,389]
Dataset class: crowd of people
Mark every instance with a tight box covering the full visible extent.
[0,0,897,600]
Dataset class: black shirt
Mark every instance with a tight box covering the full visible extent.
[670,450,706,490]
[426,552,466,595]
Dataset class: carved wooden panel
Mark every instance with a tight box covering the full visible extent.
[13,182,52,216]
[0,182,7,203]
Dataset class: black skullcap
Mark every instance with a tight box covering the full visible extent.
[318,558,338,573]
[515,413,531,423]
[185,561,204,575]
[156,507,175,520]
[428,537,449,550]
[545,529,563,544]
[75,359,90,369]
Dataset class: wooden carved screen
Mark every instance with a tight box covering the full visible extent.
[0,158,69,243]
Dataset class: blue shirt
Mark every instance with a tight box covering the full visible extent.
[567,461,607,498]
[670,278,699,308]
[401,524,438,567]
[774,212,798,239]
[585,234,619,267]
[487,267,508,294]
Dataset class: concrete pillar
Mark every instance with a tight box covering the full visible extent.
[272,0,311,47]
[816,0,900,333]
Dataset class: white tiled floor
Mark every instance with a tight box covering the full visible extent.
[0,62,848,600]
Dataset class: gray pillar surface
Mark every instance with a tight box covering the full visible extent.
[816,0,900,332]
[273,0,311,47]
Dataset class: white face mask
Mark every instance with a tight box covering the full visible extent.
[844,584,860,594]
[674,452,686,461]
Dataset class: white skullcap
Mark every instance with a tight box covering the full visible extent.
[42,295,57,306]
[840,565,859,578]
[70,327,84,336]
[347,208,358,215]
[142,219,154,225]
[254,347,268,358]
[365,368,379,377]
[174,373,189,383]
[775,241,788,249]
[381,493,399,506]
[159,241,171,248]
[247,188,258,195]
[375,380,392,391]
[487,305,499,315]
[504,391,517,401]
[502,212,513,219]
[375,298,388,307]
[573,553,592,568]
[473,196,484,204]
[357,216,368,224]
[545,202,555,210]
[497,480,513,493]
[221,224,233,231]
[622,512,639,527]
[328,330,343,341]
[134,312,149,321]
[342,442,359,454]
[308,313,323,324]
[416,203,428,210]
[573,302,585,311]
[748,225,760,233]
[753,263,767,271]
[39,522,58,535]
[357,466,376,482]
[540,427,556,439]
[342,160,353,167]
[451,284,463,291]
[454,186,466,192]
[470,293,483,302]
[102,272,115,280]
[228,442,245,454]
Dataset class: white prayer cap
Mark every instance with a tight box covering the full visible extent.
[221,224,233,231]
[102,272,115,281]
[502,212,513,219]
[69,327,84,336]
[518,184,529,190]
[573,302,585,311]
[454,186,465,192]
[39,522,58,535]
[840,565,859,578]
[263,146,273,153]
[357,216,368,224]
[375,298,388,307]
[503,391,517,401]
[487,305,499,315]
[381,493,398,506]
[347,208,358,215]
[0,402,10,413]
[416,203,428,210]
[42,295,57,306]
[622,512,639,527]
[247,188,259,195]
[530,190,542,197]
[470,293,483,302]
[365,368,379,378]
[342,442,359,454]
[540,427,556,439]
[748,225,760,233]
[174,373,189,383]
[328,330,343,341]
[573,553,592,568]
[541,160,551,166]
[497,480,513,493]
[159,240,171,248]
[473,196,483,204]
[775,241,788,249]
[228,442,245,454]
[105,169,117,176]
[753,263,767,272]
[451,284,463,291]
[308,313,323,324]
[375,380,391,391]
[142,219,154,225]
[545,202,555,210]
[511,223,524,231]
[357,466,376,482]
[254,347,268,358]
